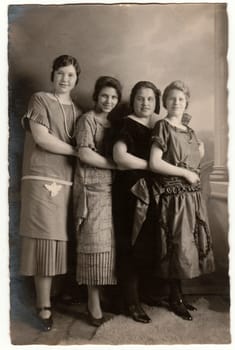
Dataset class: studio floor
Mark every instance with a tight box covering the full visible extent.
[10,283,231,346]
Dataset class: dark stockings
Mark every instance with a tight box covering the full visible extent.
[123,270,139,306]
[169,279,196,321]
[119,263,151,323]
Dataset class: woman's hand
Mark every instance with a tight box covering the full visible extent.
[78,147,117,169]
[183,169,200,184]
[116,164,129,171]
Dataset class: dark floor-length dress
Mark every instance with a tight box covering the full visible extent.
[113,117,158,282]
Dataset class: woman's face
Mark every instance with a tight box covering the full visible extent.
[53,64,77,95]
[96,87,119,113]
[133,87,156,119]
[165,89,187,117]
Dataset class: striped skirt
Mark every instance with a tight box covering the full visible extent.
[76,249,117,285]
[20,237,67,276]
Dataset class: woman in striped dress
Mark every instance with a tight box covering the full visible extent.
[19,55,82,331]
[73,76,122,326]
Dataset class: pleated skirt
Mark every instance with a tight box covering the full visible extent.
[76,249,117,285]
[20,236,67,276]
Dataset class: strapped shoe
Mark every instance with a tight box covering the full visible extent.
[169,298,193,321]
[36,307,53,331]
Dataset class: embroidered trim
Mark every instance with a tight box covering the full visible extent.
[44,182,62,197]
[21,175,72,186]
[193,212,212,262]
[163,183,201,195]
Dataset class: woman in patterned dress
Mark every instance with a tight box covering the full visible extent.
[19,55,82,331]
[73,76,122,326]
[148,80,215,320]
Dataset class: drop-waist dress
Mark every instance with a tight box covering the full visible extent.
[19,92,81,276]
[73,111,116,285]
[131,119,215,279]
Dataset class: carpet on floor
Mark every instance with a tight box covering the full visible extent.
[91,296,231,345]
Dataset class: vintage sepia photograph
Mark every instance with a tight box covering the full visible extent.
[2,0,234,347]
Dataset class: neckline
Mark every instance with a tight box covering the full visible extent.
[127,115,152,129]
[46,92,73,105]
[92,110,111,128]
[163,118,189,132]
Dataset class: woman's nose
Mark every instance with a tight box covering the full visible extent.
[61,74,68,81]
[142,98,148,105]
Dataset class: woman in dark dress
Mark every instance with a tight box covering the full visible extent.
[112,81,161,323]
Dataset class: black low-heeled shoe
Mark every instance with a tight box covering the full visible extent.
[37,307,53,331]
[87,306,105,327]
[126,304,151,323]
[181,297,197,311]
[169,298,193,321]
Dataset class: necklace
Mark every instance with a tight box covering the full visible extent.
[54,93,76,139]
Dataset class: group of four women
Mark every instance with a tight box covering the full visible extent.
[19,54,215,331]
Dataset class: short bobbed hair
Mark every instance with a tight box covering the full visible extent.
[162,80,190,109]
[130,81,161,114]
[92,76,122,103]
[51,54,81,85]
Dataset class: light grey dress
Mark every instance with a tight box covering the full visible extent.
[19,92,81,276]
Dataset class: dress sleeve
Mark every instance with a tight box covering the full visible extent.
[21,93,50,131]
[151,120,169,153]
[75,112,96,151]
[114,119,134,153]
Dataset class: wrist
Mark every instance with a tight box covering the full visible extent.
[180,168,188,178]
[142,160,148,170]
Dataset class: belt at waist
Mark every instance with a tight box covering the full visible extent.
[21,175,72,186]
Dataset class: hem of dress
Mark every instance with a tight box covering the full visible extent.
[19,233,68,242]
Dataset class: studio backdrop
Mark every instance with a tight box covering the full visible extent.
[8,3,228,295]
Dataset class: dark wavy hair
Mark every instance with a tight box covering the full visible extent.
[51,54,81,85]
[92,76,122,103]
[162,80,190,109]
[130,81,161,114]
